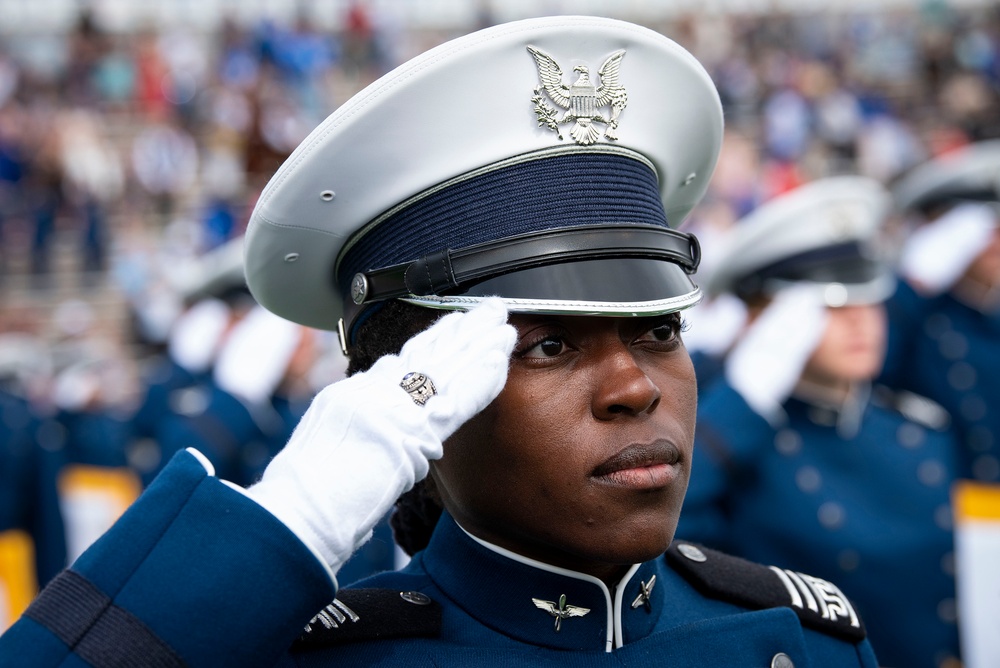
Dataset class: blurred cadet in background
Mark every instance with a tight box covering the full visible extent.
[0,333,65,632]
[674,201,748,395]
[153,302,308,485]
[883,140,1000,484]
[133,237,396,584]
[677,176,962,668]
[127,237,255,485]
[44,300,141,566]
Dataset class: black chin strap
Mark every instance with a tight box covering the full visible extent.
[346,224,701,306]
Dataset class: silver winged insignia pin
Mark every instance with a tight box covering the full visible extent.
[630,575,657,612]
[527,45,628,145]
[531,593,591,632]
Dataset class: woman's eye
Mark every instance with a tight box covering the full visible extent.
[522,336,566,358]
[638,321,680,344]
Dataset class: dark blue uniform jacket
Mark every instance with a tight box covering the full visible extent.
[0,450,878,667]
[882,279,1000,483]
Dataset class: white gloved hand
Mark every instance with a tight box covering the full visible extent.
[213,305,304,406]
[725,285,829,423]
[246,298,516,574]
[898,203,997,296]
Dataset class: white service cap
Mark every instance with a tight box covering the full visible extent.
[243,16,724,343]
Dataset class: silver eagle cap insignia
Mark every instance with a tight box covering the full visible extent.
[527,45,628,146]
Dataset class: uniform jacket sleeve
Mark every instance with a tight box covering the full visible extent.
[879,277,928,391]
[0,449,336,668]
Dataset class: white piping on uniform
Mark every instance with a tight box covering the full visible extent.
[184,447,215,476]
[613,563,642,649]
[459,523,641,652]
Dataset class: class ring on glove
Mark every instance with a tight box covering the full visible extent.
[400,372,437,406]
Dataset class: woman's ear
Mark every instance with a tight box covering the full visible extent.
[423,471,443,505]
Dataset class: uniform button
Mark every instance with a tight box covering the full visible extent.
[934,504,953,531]
[677,544,707,562]
[918,459,947,487]
[896,422,925,449]
[795,466,822,493]
[126,438,162,474]
[771,652,795,668]
[36,420,67,452]
[774,429,802,456]
[960,395,987,422]
[972,455,1000,481]
[947,362,976,391]
[171,387,211,416]
[400,591,432,605]
[937,330,968,360]
[817,501,845,530]
[940,551,955,577]
[837,549,860,572]
[937,598,957,623]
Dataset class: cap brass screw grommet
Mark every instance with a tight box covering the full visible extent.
[677,543,707,562]
[351,273,369,304]
[400,591,432,605]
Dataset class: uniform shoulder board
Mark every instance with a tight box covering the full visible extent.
[666,541,867,642]
[872,384,951,431]
[292,588,442,649]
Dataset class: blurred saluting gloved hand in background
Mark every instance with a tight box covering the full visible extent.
[724,285,831,423]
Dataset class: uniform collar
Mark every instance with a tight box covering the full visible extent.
[788,381,871,439]
[421,513,663,652]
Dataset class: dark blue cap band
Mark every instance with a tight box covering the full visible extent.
[336,152,667,299]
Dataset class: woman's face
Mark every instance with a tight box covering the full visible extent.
[431,313,697,581]
[803,303,886,385]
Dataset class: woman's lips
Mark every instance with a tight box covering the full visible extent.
[591,440,681,489]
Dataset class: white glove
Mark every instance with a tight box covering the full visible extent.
[245,298,516,574]
[168,298,230,375]
[213,305,304,405]
[898,203,996,295]
[681,293,748,356]
[725,285,829,422]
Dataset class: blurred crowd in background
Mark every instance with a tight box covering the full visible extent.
[1,1,999,663]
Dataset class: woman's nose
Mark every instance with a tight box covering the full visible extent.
[591,348,661,419]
